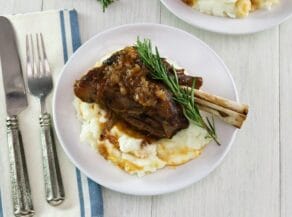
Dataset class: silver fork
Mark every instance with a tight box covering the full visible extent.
[26,33,65,206]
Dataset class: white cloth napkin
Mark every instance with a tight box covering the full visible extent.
[0,9,103,217]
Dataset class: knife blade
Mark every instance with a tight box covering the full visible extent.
[0,17,27,116]
[0,16,34,217]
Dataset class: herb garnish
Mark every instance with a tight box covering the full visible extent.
[136,38,220,145]
[98,0,114,12]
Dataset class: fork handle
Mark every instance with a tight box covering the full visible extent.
[7,116,35,217]
[39,113,65,206]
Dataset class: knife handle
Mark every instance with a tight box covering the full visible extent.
[7,116,34,217]
[39,113,65,206]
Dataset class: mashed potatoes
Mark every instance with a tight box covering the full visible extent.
[74,98,212,176]
[183,0,278,18]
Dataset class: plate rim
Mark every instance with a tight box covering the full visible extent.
[52,23,239,195]
[160,0,292,35]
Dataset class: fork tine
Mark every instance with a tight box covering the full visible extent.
[40,33,47,59]
[39,33,51,76]
[29,34,38,77]
[26,34,33,78]
[36,33,44,76]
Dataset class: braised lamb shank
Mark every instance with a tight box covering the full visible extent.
[74,46,202,139]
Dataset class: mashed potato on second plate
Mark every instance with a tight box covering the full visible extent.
[183,0,278,18]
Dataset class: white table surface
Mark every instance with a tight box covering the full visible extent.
[0,1,291,217]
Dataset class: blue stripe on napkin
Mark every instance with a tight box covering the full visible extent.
[76,169,85,217]
[87,179,103,217]
[69,10,81,52]
[0,194,3,217]
[59,9,104,217]
[59,11,68,63]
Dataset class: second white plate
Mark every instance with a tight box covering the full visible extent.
[161,0,292,34]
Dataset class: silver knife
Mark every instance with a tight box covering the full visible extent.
[0,17,34,217]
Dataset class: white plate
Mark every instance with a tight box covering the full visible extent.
[53,23,238,195]
[161,0,292,34]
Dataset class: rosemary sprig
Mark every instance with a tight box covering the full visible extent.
[97,0,114,12]
[136,38,220,145]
